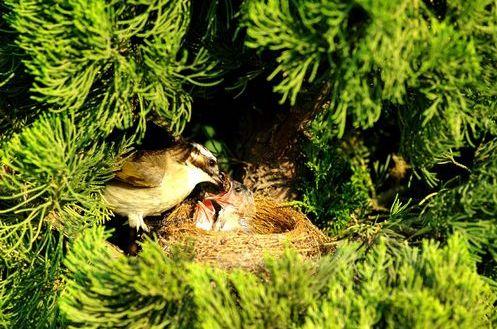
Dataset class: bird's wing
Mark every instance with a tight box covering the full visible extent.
[114,150,169,187]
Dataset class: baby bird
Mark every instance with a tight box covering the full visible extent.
[104,142,221,232]
[193,199,216,231]
[208,179,256,233]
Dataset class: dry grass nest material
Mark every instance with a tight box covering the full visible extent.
[158,196,335,271]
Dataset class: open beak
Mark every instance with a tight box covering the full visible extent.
[197,199,214,212]
[205,181,234,208]
[193,200,215,222]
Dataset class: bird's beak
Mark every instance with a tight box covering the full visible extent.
[193,200,216,229]
[194,200,215,216]
[205,182,234,208]
[210,169,227,186]
[211,173,223,186]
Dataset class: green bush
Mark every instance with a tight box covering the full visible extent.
[1,0,497,327]
[57,229,495,328]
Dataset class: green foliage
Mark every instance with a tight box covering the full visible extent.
[0,1,224,325]
[1,0,497,327]
[61,227,197,328]
[300,115,372,234]
[1,234,65,328]
[264,0,497,264]
[242,0,497,179]
[60,228,496,328]
[306,234,497,329]
[0,113,127,262]
[420,139,497,260]
[0,3,38,142]
[0,112,127,326]
[5,0,220,135]
[364,234,495,328]
[192,250,338,328]
[0,286,10,328]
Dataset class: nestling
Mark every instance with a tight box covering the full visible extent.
[211,180,255,232]
[193,178,256,233]
[104,142,222,232]
[193,198,216,231]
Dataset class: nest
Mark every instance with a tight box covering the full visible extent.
[157,196,334,271]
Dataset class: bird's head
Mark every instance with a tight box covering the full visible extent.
[181,142,222,186]
[206,179,254,209]
[193,199,216,230]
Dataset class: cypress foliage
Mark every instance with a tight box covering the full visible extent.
[1,0,496,327]
[59,228,496,328]
[242,0,497,179]
[5,0,220,135]
[420,139,497,259]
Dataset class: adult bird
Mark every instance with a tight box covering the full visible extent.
[104,142,222,232]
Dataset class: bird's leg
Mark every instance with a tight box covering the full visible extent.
[128,228,139,256]
[128,213,149,232]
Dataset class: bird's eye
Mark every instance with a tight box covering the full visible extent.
[235,186,243,193]
[208,159,216,166]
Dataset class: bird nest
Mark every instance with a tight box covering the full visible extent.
[157,196,334,271]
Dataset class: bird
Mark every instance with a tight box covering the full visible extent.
[206,179,256,233]
[193,198,216,231]
[103,141,222,232]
